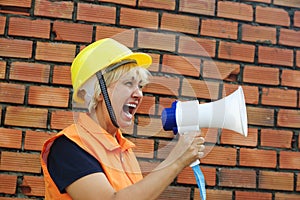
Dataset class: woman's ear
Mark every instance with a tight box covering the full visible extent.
[96,93,103,102]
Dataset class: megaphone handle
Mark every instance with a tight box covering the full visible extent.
[191,159,206,200]
[190,159,200,167]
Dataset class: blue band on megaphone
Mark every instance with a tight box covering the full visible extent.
[161,101,178,134]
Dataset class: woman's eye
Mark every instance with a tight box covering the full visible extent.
[125,81,133,87]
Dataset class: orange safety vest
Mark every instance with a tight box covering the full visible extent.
[41,113,143,200]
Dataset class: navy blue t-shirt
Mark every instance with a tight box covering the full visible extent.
[47,135,103,193]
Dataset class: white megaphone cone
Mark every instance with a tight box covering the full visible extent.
[161,86,248,137]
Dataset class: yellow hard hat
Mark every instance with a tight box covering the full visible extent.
[71,38,152,103]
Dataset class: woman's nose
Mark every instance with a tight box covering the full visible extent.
[132,87,143,98]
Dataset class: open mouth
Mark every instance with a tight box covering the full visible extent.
[123,103,137,117]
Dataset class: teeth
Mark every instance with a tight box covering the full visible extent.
[126,103,136,108]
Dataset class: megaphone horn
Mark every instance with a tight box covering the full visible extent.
[161,86,248,137]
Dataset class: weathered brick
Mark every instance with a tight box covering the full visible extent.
[274,0,300,8]
[128,138,154,158]
[120,8,159,29]
[138,0,175,10]
[137,96,155,115]
[181,79,219,100]
[261,129,293,149]
[52,65,71,85]
[280,151,300,170]
[34,0,73,19]
[5,106,48,128]
[275,193,300,200]
[217,1,253,21]
[223,84,259,105]
[99,0,136,6]
[8,17,50,39]
[77,3,116,24]
[177,166,216,186]
[201,19,238,39]
[201,146,237,166]
[297,50,300,68]
[0,128,22,149]
[247,106,274,127]
[50,110,75,130]
[219,41,255,62]
[295,11,300,28]
[0,38,32,58]
[261,87,297,107]
[0,83,25,104]
[178,36,216,58]
[243,65,279,86]
[259,171,293,191]
[28,86,69,108]
[156,139,176,159]
[195,189,232,200]
[138,31,176,52]
[158,186,190,200]
[219,168,256,188]
[35,41,76,63]
[179,0,215,16]
[221,128,257,147]
[162,54,200,77]
[243,0,271,3]
[0,0,31,8]
[258,46,293,67]
[0,60,5,79]
[20,176,45,197]
[53,21,93,43]
[279,28,300,47]
[161,13,199,35]
[95,26,135,45]
[0,151,41,173]
[137,116,173,138]
[278,109,300,128]
[203,60,240,81]
[281,69,300,87]
[0,15,6,35]
[0,174,17,194]
[10,62,50,83]
[256,6,290,26]
[240,148,277,168]
[24,130,55,151]
[144,75,180,96]
[242,24,276,44]
[235,191,272,200]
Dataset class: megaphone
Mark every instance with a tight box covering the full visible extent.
[161,86,248,137]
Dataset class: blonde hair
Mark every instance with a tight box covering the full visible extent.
[87,62,151,113]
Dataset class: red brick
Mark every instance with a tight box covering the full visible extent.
[196,189,232,200]
[137,116,173,138]
[221,128,258,147]
[178,36,216,58]
[0,60,5,79]
[77,3,116,24]
[120,8,159,29]
[177,166,216,186]
[297,175,300,191]
[279,28,300,47]
[138,0,175,10]
[24,130,55,151]
[219,168,256,188]
[20,176,45,197]
[243,65,279,86]
[223,84,259,105]
[0,83,25,104]
[274,0,300,8]
[158,186,190,200]
[137,96,155,115]
[242,24,276,44]
[278,109,300,128]
[0,197,28,200]
[8,17,50,39]
[256,6,290,26]
[162,54,200,77]
[96,26,135,45]
[51,110,75,130]
[240,148,277,168]
[36,41,76,63]
[128,138,154,158]
[0,174,17,194]
[262,87,297,107]
[0,15,6,35]
[0,128,22,149]
[259,171,293,191]
[219,41,255,62]
[280,151,300,170]
[201,146,237,166]
[182,79,219,100]
[247,106,274,127]
[52,65,71,85]
[235,191,272,200]
[53,21,93,43]
[28,86,69,108]
[258,46,293,67]
[281,69,300,87]
[201,19,238,39]
[0,38,32,58]
[0,0,31,7]
[145,75,180,96]
[217,1,253,21]
[138,31,176,52]
[161,13,199,34]
[203,60,240,81]
[276,193,300,200]
[34,0,73,19]
[243,0,271,3]
[156,139,176,159]
[10,62,50,83]
[99,0,136,6]
[179,0,215,16]
[295,11,300,28]
[5,106,48,128]
[0,151,41,173]
[261,129,293,149]
[297,51,300,68]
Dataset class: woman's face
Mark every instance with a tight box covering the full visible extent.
[107,70,145,128]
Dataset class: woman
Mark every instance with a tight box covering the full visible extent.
[41,38,205,200]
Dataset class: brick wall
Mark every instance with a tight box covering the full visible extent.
[0,0,300,199]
